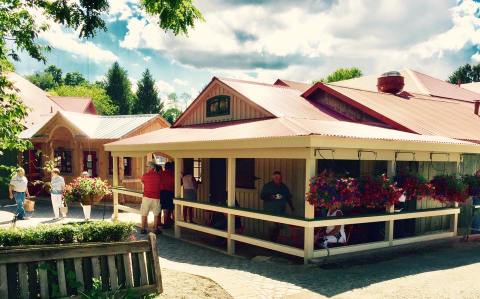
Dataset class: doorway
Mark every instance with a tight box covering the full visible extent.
[83,151,97,177]
[209,158,227,205]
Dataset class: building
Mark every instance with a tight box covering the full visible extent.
[105,69,480,262]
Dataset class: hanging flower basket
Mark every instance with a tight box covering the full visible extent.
[393,173,433,201]
[358,174,403,209]
[430,175,468,204]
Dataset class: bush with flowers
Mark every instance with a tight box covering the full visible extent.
[63,177,111,205]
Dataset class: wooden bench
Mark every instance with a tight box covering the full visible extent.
[0,233,162,299]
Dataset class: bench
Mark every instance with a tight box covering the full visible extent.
[0,233,162,298]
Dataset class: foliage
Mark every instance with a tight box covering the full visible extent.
[463,174,480,196]
[133,69,164,114]
[27,71,58,90]
[306,171,360,209]
[81,278,156,299]
[358,174,403,209]
[393,173,432,200]
[427,175,468,204]
[64,71,87,86]
[49,83,117,115]
[105,62,134,114]
[447,63,480,84]
[64,177,111,205]
[0,221,136,247]
[314,67,363,83]
[162,107,182,124]
[45,65,63,85]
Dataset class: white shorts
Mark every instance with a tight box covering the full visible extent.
[140,197,161,216]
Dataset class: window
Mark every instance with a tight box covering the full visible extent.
[54,149,72,174]
[206,95,230,117]
[184,158,202,183]
[123,157,132,177]
[236,158,255,189]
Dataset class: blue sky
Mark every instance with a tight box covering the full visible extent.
[14,0,480,106]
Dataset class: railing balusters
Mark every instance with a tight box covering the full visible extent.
[107,255,118,290]
[0,264,7,298]
[74,258,85,293]
[56,260,67,297]
[38,262,49,299]
[137,252,148,286]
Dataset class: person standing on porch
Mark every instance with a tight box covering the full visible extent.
[9,167,30,220]
[160,162,175,228]
[260,171,294,241]
[140,162,162,235]
[182,170,198,223]
[50,168,65,220]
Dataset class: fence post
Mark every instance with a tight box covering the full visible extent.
[227,157,236,255]
[112,155,119,220]
[148,233,163,294]
[304,158,316,264]
[174,158,183,238]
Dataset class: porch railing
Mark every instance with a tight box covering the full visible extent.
[173,198,460,262]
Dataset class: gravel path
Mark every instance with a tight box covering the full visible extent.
[2,198,480,298]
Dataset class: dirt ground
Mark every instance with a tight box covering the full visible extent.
[156,268,232,299]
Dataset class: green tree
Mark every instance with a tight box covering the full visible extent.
[162,107,182,124]
[27,71,57,90]
[64,71,87,86]
[168,92,179,109]
[314,67,363,83]
[0,0,203,169]
[448,64,480,84]
[134,69,164,114]
[105,62,133,114]
[45,65,63,85]
[49,84,117,115]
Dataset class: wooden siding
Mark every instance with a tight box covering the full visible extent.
[177,82,271,126]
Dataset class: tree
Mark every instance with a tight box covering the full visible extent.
[314,67,363,83]
[105,62,133,114]
[0,0,203,169]
[179,92,192,110]
[64,72,87,86]
[168,92,179,109]
[27,71,57,90]
[49,83,117,115]
[45,65,63,85]
[134,69,164,114]
[162,107,182,124]
[447,64,480,84]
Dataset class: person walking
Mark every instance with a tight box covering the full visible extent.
[140,162,162,234]
[9,167,30,220]
[50,168,65,220]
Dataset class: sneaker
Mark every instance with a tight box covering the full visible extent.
[140,229,148,234]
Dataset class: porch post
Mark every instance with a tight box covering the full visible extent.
[227,157,236,255]
[174,158,183,238]
[304,158,316,264]
[385,160,396,245]
[112,155,119,220]
[118,156,125,204]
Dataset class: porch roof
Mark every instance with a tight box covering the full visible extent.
[105,117,477,152]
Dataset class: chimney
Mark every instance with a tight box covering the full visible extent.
[377,71,404,94]
[475,100,480,116]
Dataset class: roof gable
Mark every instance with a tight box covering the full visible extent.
[48,96,97,114]
[273,79,312,92]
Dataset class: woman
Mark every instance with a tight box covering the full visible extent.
[50,168,65,220]
[182,170,198,223]
[9,167,30,220]
[314,207,347,248]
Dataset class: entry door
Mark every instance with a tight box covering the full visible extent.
[209,158,227,205]
[83,151,97,177]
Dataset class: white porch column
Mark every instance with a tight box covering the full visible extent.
[174,158,183,238]
[227,157,236,255]
[304,158,316,264]
[385,160,396,245]
[112,155,119,220]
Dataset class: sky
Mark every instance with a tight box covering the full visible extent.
[13,0,480,106]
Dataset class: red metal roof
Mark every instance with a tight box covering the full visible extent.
[106,117,474,148]
[273,79,313,92]
[49,96,97,114]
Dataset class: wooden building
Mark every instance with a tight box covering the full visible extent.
[105,70,480,263]
[20,110,170,201]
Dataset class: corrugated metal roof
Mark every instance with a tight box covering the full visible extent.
[324,84,480,141]
[48,96,96,114]
[461,82,480,94]
[330,69,480,102]
[21,111,159,139]
[273,79,313,92]
[218,78,339,120]
[106,117,474,148]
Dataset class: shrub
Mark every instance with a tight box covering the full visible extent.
[0,221,136,248]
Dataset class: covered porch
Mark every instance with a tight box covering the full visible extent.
[106,126,480,263]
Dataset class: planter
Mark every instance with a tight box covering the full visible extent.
[82,204,92,220]
[23,198,35,212]
[80,194,103,205]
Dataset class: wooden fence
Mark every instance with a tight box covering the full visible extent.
[0,233,162,299]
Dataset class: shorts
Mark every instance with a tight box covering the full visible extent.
[160,190,174,210]
[140,197,161,216]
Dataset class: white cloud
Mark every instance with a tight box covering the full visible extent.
[108,0,138,21]
[143,56,152,62]
[173,78,188,86]
[155,80,174,94]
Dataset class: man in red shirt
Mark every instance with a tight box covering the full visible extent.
[160,162,175,228]
[140,162,162,234]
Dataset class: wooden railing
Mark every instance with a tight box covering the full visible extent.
[112,187,144,218]
[173,198,460,262]
[0,233,162,299]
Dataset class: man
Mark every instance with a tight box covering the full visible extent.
[50,168,65,220]
[260,171,295,241]
[140,162,162,234]
[9,167,30,220]
[160,162,175,228]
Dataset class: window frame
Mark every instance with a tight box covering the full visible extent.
[206,95,231,118]
[54,149,73,174]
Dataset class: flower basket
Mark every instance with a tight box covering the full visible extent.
[358,174,403,209]
[64,177,111,206]
[393,173,432,201]
[430,175,468,204]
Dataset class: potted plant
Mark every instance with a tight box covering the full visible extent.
[430,175,468,204]
[358,174,403,210]
[394,173,432,201]
[306,171,360,210]
[463,173,480,205]
[64,177,111,220]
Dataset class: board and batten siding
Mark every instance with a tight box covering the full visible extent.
[177,81,271,126]
[192,158,306,238]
